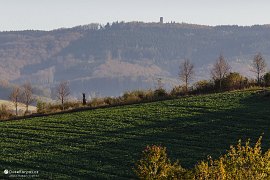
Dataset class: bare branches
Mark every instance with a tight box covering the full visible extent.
[179,59,194,92]
[250,53,267,85]
[21,83,34,114]
[56,81,70,110]
[211,55,231,90]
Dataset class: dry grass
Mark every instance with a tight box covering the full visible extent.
[0,100,36,114]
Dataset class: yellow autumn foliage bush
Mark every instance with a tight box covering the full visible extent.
[135,137,270,180]
[195,136,270,180]
[134,145,187,180]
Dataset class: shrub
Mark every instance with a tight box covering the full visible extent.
[194,80,214,93]
[37,102,62,114]
[264,72,270,87]
[0,104,13,120]
[64,101,84,109]
[195,136,270,179]
[135,137,270,179]
[104,97,122,105]
[154,88,168,98]
[88,98,107,107]
[223,72,247,90]
[122,95,141,104]
[170,86,185,97]
[134,90,149,100]
[36,100,46,114]
[121,89,158,103]
[134,145,186,180]
[142,89,155,101]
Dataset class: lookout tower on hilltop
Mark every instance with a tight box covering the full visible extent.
[160,17,163,24]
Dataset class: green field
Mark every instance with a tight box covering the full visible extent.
[1,89,270,179]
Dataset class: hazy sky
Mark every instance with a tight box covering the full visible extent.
[1,0,270,31]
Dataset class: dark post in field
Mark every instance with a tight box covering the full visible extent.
[83,93,86,105]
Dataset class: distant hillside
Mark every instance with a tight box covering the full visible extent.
[0,89,269,179]
[1,22,270,97]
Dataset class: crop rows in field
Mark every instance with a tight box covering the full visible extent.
[1,90,270,179]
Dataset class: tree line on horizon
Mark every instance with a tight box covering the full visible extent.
[60,21,270,67]
[179,52,269,94]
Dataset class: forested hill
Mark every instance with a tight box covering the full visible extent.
[1,22,270,98]
[66,22,270,65]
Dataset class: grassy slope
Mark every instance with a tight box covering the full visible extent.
[0,100,36,112]
[0,89,270,179]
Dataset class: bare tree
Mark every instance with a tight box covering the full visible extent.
[179,59,194,92]
[56,81,70,110]
[250,53,267,85]
[21,83,34,114]
[9,87,21,116]
[211,54,231,90]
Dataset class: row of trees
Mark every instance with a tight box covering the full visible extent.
[8,81,70,117]
[179,53,268,93]
[9,83,34,116]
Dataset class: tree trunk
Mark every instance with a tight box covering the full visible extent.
[257,72,260,85]
[185,78,188,93]
[62,98,64,110]
[15,104,18,116]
